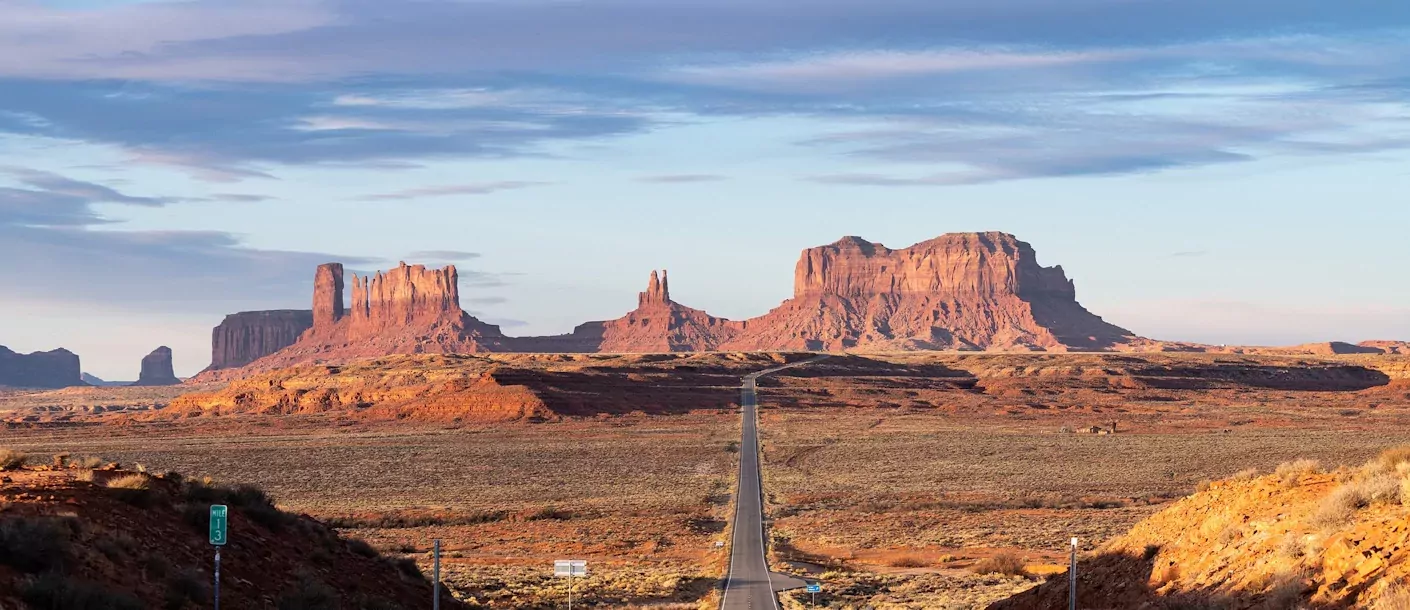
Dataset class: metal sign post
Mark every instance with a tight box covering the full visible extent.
[210,505,228,610]
[554,560,587,610]
[1069,537,1078,610]
[433,540,442,610]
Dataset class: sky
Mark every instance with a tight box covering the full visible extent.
[0,0,1408,379]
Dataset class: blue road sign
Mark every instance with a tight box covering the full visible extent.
[806,584,821,594]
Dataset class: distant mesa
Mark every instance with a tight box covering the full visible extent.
[0,345,82,389]
[720,232,1136,352]
[81,372,131,387]
[131,346,182,386]
[207,310,314,371]
[205,232,1150,376]
[1356,340,1410,355]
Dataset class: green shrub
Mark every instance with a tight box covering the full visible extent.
[0,516,71,572]
[277,572,339,610]
[21,573,143,610]
[164,569,209,610]
[348,537,379,558]
[389,556,423,579]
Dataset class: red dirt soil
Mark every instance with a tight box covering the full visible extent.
[0,464,463,609]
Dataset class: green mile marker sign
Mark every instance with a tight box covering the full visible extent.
[209,505,228,546]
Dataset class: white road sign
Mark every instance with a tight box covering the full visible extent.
[554,560,587,577]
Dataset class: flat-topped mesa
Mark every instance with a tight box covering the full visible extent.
[793,232,1074,300]
[638,270,671,308]
[0,346,82,388]
[208,310,314,371]
[724,231,1135,352]
[313,263,345,328]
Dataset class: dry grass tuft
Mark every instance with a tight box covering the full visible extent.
[1231,468,1260,481]
[74,470,96,483]
[1377,582,1410,610]
[970,552,1029,578]
[1276,459,1322,488]
[889,555,929,568]
[1307,471,1404,531]
[78,456,103,469]
[1375,447,1410,472]
[105,474,151,491]
[0,450,27,471]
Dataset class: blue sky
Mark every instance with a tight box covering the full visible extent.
[1,0,1408,378]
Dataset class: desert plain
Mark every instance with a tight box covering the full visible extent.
[6,350,1409,608]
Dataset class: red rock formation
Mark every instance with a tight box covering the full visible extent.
[214,233,1142,375]
[132,346,181,386]
[721,232,1135,351]
[640,269,669,307]
[593,270,740,352]
[347,262,463,338]
[313,263,345,327]
[0,346,82,388]
[207,310,314,370]
[1359,340,1410,355]
[238,262,504,372]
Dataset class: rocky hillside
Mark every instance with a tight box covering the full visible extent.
[0,454,463,609]
[990,448,1410,609]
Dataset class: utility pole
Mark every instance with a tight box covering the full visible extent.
[433,539,441,610]
[1069,537,1078,610]
[214,548,221,610]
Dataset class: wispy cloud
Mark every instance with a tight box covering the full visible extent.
[1172,250,1209,258]
[406,250,481,262]
[358,181,549,201]
[0,167,370,310]
[637,174,728,183]
[0,0,1405,187]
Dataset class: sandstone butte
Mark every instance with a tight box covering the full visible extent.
[208,310,313,371]
[990,450,1410,609]
[0,345,82,389]
[130,345,181,386]
[206,232,1147,375]
[199,231,1408,377]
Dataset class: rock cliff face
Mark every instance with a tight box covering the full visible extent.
[132,346,181,386]
[212,233,1141,374]
[313,263,345,327]
[240,262,504,372]
[721,232,1134,351]
[345,262,465,339]
[209,310,314,370]
[0,346,82,388]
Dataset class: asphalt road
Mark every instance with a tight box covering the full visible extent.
[721,357,826,610]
